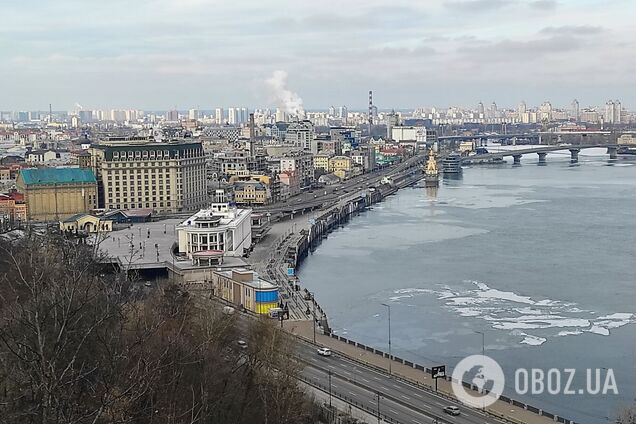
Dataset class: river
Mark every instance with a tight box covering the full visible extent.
[298,147,636,423]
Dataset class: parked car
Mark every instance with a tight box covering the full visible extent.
[237,340,248,350]
[317,347,332,357]
[443,406,460,416]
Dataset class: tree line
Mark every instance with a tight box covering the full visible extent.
[0,233,324,424]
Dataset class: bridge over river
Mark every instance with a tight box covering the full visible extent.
[462,144,620,165]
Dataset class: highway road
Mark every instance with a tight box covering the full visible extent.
[254,154,427,215]
[296,340,507,424]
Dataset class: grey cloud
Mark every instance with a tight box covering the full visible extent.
[529,0,558,10]
[444,0,510,12]
[456,35,582,61]
[540,25,604,36]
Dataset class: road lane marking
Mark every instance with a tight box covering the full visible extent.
[400,395,410,400]
[380,386,389,391]
[373,376,381,381]
[390,409,398,414]
[348,392,357,397]
[412,420,421,424]
[360,377,370,382]
[420,403,431,410]
[412,392,423,398]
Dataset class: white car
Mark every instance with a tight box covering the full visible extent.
[317,347,332,357]
[237,340,248,350]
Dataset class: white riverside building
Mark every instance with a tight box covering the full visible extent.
[177,203,252,258]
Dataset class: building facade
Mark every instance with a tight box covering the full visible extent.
[177,203,252,258]
[16,168,98,221]
[211,269,279,315]
[89,137,207,213]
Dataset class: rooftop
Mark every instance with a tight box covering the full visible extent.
[215,268,277,290]
[19,168,96,186]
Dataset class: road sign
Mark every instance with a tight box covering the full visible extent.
[432,365,446,392]
[287,267,295,276]
[432,365,446,379]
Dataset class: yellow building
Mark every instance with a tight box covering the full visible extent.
[59,213,113,233]
[233,180,268,205]
[211,269,279,314]
[313,154,332,172]
[328,155,352,173]
[16,168,98,222]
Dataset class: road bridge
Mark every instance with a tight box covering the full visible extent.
[462,145,619,165]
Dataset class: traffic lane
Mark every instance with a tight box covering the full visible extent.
[304,351,498,424]
[304,356,485,424]
[299,345,503,424]
[303,366,444,424]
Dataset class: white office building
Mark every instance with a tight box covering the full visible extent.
[177,203,252,258]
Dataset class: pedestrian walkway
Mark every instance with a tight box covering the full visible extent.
[287,320,557,424]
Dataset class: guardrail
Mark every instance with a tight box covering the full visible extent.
[323,333,576,424]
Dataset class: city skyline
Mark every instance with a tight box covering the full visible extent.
[2,0,635,110]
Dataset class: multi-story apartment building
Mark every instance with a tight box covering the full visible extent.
[280,152,314,188]
[286,120,317,154]
[313,153,332,173]
[89,137,207,213]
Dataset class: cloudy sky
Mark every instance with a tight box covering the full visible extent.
[1,0,634,110]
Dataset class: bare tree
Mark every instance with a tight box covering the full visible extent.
[0,233,322,424]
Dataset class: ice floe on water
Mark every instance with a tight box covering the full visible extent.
[390,281,635,346]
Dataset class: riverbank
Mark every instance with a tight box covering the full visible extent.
[252,167,579,424]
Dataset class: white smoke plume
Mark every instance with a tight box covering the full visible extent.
[266,70,304,117]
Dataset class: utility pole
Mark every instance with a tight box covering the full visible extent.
[312,292,317,343]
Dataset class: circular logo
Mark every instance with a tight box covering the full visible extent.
[451,355,505,408]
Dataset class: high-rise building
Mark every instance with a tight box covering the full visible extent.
[477,102,485,116]
[165,110,179,121]
[89,137,207,213]
[240,108,248,124]
[286,120,316,154]
[605,100,622,124]
[228,108,237,125]
[338,106,348,123]
[188,109,199,121]
[517,101,527,115]
[215,108,225,125]
[328,106,336,117]
[571,99,580,122]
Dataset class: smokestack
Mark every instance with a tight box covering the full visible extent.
[249,113,255,157]
[368,90,373,135]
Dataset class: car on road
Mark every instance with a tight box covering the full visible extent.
[317,347,332,357]
[237,340,248,350]
[443,406,460,416]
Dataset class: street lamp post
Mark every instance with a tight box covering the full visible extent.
[312,294,317,344]
[381,303,392,375]
[376,391,381,424]
[328,370,332,409]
